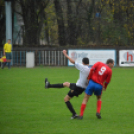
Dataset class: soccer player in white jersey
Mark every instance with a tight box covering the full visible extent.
[45,50,90,119]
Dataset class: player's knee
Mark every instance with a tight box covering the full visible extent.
[63,82,70,87]
[64,96,68,102]
[83,94,90,103]
[64,95,70,102]
[97,95,101,100]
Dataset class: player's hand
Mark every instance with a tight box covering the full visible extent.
[102,88,106,91]
[63,50,67,55]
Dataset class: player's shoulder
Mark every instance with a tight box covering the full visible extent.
[99,62,108,67]
[75,62,82,66]
[75,62,90,69]
[75,62,83,68]
[3,43,7,48]
[96,62,105,67]
[7,43,11,46]
[96,61,104,66]
[99,62,111,70]
[75,62,86,67]
[85,65,91,71]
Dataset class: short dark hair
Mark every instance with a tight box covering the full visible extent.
[82,57,89,64]
[106,59,114,64]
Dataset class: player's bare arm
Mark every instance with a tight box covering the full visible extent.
[102,81,106,91]
[62,50,75,64]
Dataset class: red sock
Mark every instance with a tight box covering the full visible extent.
[80,103,86,116]
[97,100,102,113]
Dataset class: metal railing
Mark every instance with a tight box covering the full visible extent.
[0,51,67,66]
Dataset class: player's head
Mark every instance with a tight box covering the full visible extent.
[82,57,89,65]
[7,39,11,44]
[106,59,114,68]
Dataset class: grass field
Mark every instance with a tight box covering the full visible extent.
[0,67,134,134]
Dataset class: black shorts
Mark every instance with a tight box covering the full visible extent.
[67,83,85,97]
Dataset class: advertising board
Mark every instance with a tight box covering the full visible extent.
[119,50,134,67]
[68,50,116,66]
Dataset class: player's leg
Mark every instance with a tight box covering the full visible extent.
[65,83,81,119]
[96,95,102,119]
[77,93,90,119]
[45,78,66,89]
[78,80,94,119]
[64,94,77,119]
[7,59,11,69]
[94,83,103,119]
[63,82,70,87]
[96,95,102,113]
[7,53,11,69]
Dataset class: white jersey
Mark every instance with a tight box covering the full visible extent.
[75,62,90,89]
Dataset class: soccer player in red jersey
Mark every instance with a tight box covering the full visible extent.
[78,59,114,119]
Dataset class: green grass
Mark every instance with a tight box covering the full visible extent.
[0,67,134,134]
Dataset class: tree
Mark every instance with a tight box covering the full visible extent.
[11,0,134,46]
[15,0,49,46]
[0,0,6,46]
[54,0,66,46]
[66,0,77,45]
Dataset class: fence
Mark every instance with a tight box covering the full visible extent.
[0,51,67,66]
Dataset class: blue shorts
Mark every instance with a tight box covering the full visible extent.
[6,52,12,60]
[85,80,103,96]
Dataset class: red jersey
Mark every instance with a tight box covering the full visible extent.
[88,62,112,87]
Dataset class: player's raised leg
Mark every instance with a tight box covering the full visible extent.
[45,78,64,89]
[45,78,77,119]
